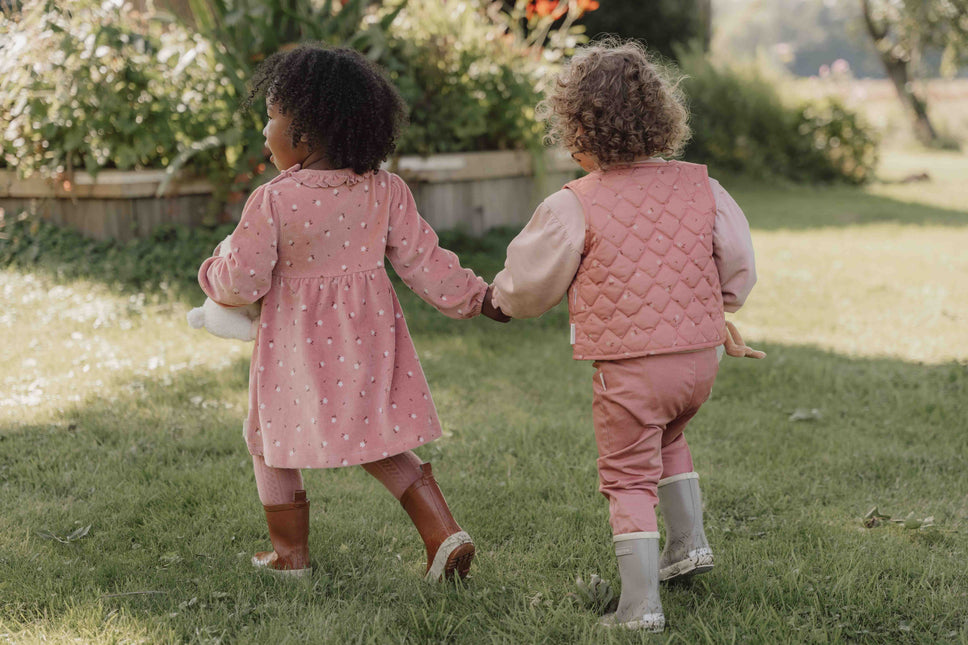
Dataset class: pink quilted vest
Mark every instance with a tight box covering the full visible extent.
[565,161,726,360]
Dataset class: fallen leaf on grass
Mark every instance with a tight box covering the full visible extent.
[863,506,891,528]
[899,512,934,530]
[36,524,91,544]
[566,574,616,614]
[863,506,936,530]
[789,408,823,422]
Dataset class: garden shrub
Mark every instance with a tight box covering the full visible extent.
[0,0,241,182]
[0,0,589,192]
[0,209,235,298]
[679,47,879,184]
[381,0,550,157]
[578,0,707,61]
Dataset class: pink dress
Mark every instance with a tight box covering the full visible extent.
[198,166,487,469]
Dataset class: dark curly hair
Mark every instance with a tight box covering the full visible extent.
[243,45,407,175]
[539,39,691,168]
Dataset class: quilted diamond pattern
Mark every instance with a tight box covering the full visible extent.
[565,162,726,360]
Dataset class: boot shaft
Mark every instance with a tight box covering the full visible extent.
[400,463,462,549]
[399,462,474,580]
[609,534,664,631]
[658,473,707,545]
[657,473,713,581]
[262,489,310,569]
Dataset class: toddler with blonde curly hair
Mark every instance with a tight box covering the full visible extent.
[486,39,761,631]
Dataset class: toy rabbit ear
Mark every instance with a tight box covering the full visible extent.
[724,321,766,359]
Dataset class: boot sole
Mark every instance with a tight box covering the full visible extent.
[425,531,475,583]
[659,548,713,582]
[252,553,311,578]
[601,613,665,632]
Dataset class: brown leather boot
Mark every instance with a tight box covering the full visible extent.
[400,463,475,582]
[252,489,311,577]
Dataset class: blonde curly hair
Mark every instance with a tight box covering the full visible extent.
[539,39,690,168]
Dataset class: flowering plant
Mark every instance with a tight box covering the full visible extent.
[382,0,599,156]
[525,0,599,21]
[508,0,600,65]
[0,0,237,180]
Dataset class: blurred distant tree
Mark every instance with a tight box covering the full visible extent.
[577,0,711,60]
[860,0,968,146]
[713,0,885,77]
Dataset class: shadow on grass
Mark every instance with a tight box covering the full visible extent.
[0,330,966,642]
[717,173,968,230]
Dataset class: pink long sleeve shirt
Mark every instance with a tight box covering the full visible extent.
[491,163,756,323]
[198,166,487,469]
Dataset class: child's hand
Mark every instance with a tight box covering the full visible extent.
[481,286,510,323]
[723,321,765,359]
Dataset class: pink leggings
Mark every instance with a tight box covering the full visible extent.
[252,450,423,505]
[592,348,719,535]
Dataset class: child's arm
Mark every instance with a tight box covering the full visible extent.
[385,174,488,319]
[710,178,756,313]
[489,190,584,319]
[710,177,764,358]
[198,184,278,307]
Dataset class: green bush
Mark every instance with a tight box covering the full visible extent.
[578,0,708,61]
[679,48,879,184]
[0,210,235,298]
[381,0,549,157]
[795,99,879,184]
[0,0,242,182]
[0,0,584,192]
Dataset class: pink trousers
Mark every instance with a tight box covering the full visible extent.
[592,348,719,535]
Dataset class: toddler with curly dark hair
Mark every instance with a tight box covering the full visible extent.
[489,40,762,631]
[196,45,507,582]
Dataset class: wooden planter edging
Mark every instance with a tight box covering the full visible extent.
[0,169,217,242]
[0,149,578,242]
[393,148,578,234]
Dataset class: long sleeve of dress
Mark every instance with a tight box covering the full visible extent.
[490,189,585,319]
[709,178,757,312]
[198,184,278,306]
[385,174,487,319]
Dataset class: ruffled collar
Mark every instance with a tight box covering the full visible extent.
[274,164,371,188]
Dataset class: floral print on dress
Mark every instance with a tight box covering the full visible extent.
[199,167,487,468]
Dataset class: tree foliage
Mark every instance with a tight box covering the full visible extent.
[862,0,968,77]
[861,0,967,146]
[576,0,710,61]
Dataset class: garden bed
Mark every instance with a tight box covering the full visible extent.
[0,149,577,242]
[0,169,215,242]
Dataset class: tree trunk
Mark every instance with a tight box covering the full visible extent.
[880,52,938,145]
[860,0,939,146]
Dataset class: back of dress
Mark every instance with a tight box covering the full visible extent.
[199,166,487,469]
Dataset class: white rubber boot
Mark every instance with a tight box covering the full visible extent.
[601,533,665,632]
[658,472,714,582]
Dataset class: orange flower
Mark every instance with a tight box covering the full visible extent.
[576,0,599,14]
[526,0,568,20]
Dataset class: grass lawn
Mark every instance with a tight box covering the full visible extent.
[1,151,966,644]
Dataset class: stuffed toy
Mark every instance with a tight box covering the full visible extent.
[723,321,766,359]
[187,235,262,341]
